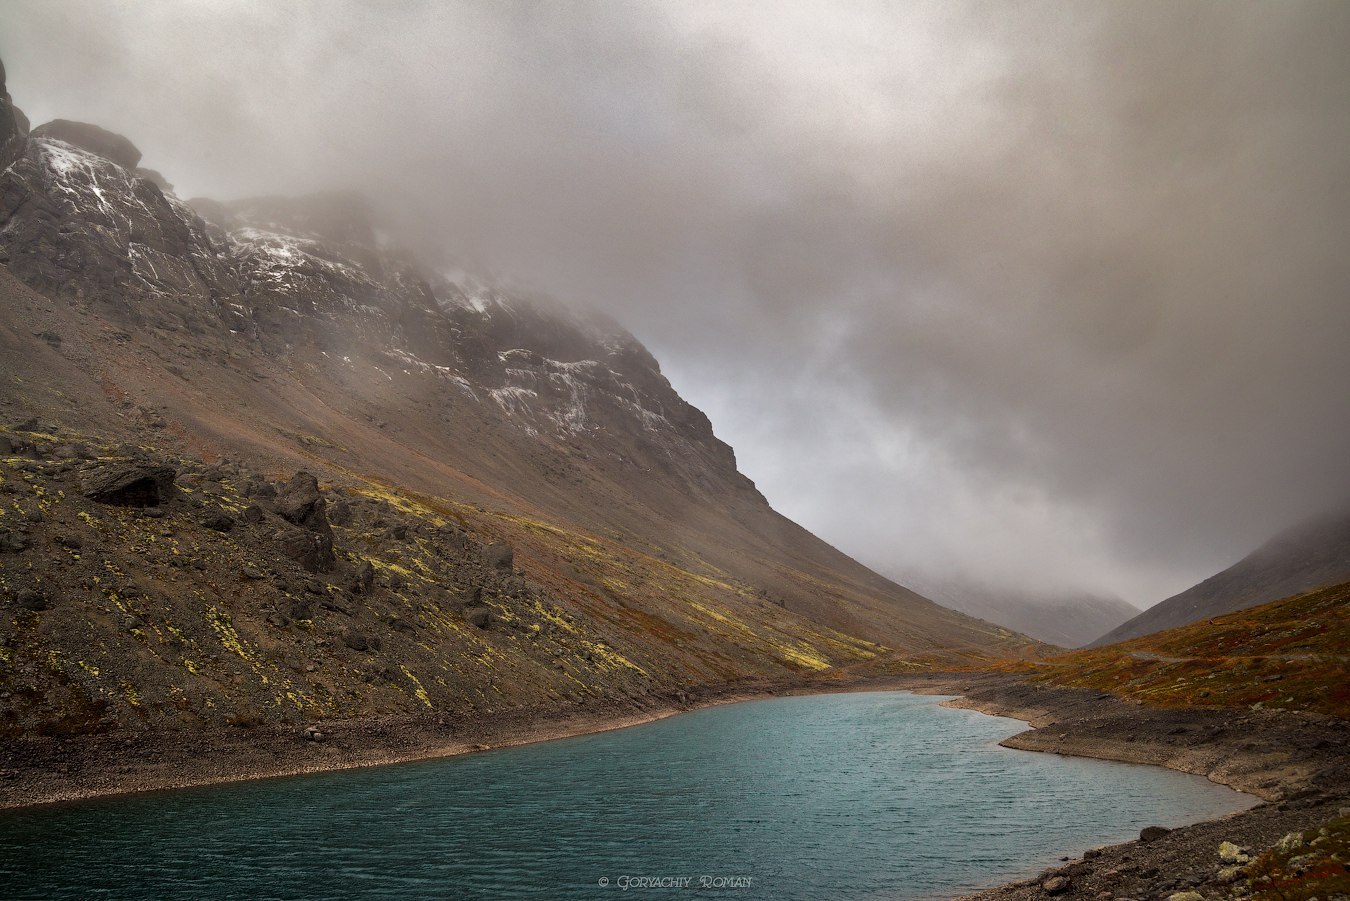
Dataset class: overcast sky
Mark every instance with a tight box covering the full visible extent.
[4,1,1349,607]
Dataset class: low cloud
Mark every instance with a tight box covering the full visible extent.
[4,0,1348,605]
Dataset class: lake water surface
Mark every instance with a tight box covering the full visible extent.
[0,691,1255,900]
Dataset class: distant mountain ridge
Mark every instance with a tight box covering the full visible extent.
[902,577,1138,648]
[1088,510,1350,647]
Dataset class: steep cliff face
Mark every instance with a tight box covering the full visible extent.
[0,92,1036,736]
[0,60,28,171]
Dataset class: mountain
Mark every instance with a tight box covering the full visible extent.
[1088,510,1350,647]
[905,578,1138,648]
[0,70,1035,737]
[1022,579,1350,719]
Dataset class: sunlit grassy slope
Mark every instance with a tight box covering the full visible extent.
[1004,581,1350,719]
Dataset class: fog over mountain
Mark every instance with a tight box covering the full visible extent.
[4,0,1348,609]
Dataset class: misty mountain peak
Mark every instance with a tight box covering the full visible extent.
[31,119,142,171]
[0,104,748,493]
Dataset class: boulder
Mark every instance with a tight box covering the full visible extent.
[483,542,514,570]
[1218,840,1251,863]
[342,631,380,652]
[384,615,415,634]
[1042,876,1071,895]
[1139,826,1171,842]
[271,472,335,572]
[328,498,352,525]
[246,480,277,499]
[200,510,235,532]
[351,559,375,595]
[80,461,176,507]
[465,606,491,630]
[274,472,325,527]
[1273,831,1305,853]
[0,529,29,553]
[15,588,48,611]
[32,119,142,169]
[285,599,314,621]
[275,529,336,574]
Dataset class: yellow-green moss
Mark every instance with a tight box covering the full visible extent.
[400,665,433,708]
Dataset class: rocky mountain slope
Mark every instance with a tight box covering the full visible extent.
[904,577,1139,648]
[1090,510,1350,647]
[0,62,1036,739]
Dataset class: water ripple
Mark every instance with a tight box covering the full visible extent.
[0,691,1254,900]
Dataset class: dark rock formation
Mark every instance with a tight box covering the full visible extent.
[0,124,245,325]
[0,54,27,170]
[80,462,177,507]
[275,472,325,525]
[0,529,30,553]
[14,588,49,611]
[200,510,235,532]
[483,542,514,571]
[352,559,375,595]
[275,529,335,574]
[31,119,142,170]
[272,472,336,572]
[342,631,380,652]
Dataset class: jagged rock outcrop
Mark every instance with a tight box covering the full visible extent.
[0,56,28,170]
[272,471,336,572]
[30,120,142,170]
[0,126,244,323]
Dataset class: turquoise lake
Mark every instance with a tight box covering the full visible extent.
[0,691,1255,899]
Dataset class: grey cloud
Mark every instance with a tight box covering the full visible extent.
[3,0,1348,606]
